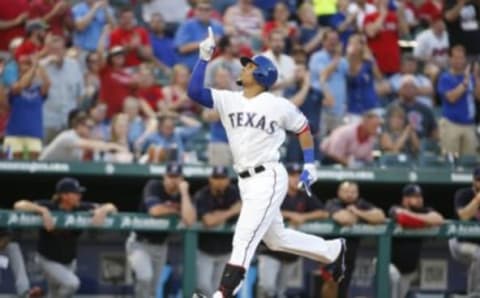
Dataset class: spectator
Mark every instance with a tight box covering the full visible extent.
[41,36,84,143]
[141,0,189,26]
[345,34,382,120]
[148,12,176,69]
[390,184,444,298]
[284,50,328,162]
[413,15,449,70]
[312,0,338,26]
[388,55,434,107]
[186,0,223,22]
[388,75,438,139]
[98,41,139,119]
[14,177,117,298]
[380,105,420,155]
[15,20,49,61]
[105,113,134,163]
[109,6,152,68]
[223,0,264,51]
[72,0,115,53]
[324,181,386,298]
[174,0,224,70]
[330,0,357,50]
[83,51,102,107]
[309,29,348,137]
[262,29,296,96]
[3,55,50,160]
[297,2,324,55]
[204,35,242,90]
[262,2,298,52]
[321,110,381,168]
[194,165,241,296]
[417,0,443,25]
[0,0,29,55]
[449,166,480,295]
[87,101,109,141]
[29,0,73,38]
[144,113,201,163]
[257,163,329,298]
[122,96,157,154]
[363,0,409,76]
[40,112,127,161]
[203,67,233,166]
[137,66,164,112]
[444,0,480,56]
[127,163,195,298]
[437,45,480,156]
[163,64,200,116]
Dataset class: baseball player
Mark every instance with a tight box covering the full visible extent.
[187,27,346,298]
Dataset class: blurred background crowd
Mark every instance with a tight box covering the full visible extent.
[0,0,478,169]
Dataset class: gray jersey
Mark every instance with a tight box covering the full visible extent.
[39,130,83,161]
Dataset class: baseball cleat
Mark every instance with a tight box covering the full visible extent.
[331,238,347,283]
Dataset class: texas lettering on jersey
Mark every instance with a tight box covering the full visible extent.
[227,112,278,135]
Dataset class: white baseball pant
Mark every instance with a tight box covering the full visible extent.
[229,162,342,269]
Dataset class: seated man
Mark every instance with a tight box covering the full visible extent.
[390,184,444,298]
[449,166,480,295]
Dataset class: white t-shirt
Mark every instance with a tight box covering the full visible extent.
[211,89,307,172]
[413,29,449,68]
[348,3,377,29]
[262,50,296,96]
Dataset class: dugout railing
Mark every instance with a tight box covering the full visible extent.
[1,210,479,297]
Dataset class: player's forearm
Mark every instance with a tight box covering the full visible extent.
[180,196,196,226]
[457,199,480,221]
[187,60,214,108]
[202,210,232,227]
[298,129,315,164]
[148,205,179,217]
[302,210,330,221]
[356,208,386,224]
[96,203,118,215]
[14,200,47,214]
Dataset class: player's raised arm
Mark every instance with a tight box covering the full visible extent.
[187,26,216,108]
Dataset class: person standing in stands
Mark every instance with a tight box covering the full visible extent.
[449,166,480,295]
[127,163,196,298]
[195,166,241,296]
[390,184,444,298]
[13,177,117,298]
[257,163,330,298]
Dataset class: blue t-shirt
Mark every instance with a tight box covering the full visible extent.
[308,50,348,116]
[346,60,379,115]
[329,12,355,50]
[6,83,45,138]
[284,86,323,134]
[72,2,113,51]
[210,120,228,143]
[150,32,177,67]
[437,71,476,124]
[174,19,224,70]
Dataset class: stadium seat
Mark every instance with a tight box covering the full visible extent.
[418,154,450,168]
[420,139,442,155]
[455,155,479,170]
[378,153,413,168]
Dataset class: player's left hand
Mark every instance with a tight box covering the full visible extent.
[298,163,317,197]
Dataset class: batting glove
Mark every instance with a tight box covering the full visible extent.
[199,26,215,61]
[298,163,317,197]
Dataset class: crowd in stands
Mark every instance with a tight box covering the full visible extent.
[0,0,478,168]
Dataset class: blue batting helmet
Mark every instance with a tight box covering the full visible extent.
[240,55,278,89]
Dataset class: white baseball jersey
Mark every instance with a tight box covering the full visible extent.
[210,89,308,172]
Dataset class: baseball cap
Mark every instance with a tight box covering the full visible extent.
[210,165,229,178]
[402,184,422,197]
[25,20,49,34]
[55,177,86,194]
[108,46,126,57]
[286,163,302,174]
[473,166,480,179]
[166,163,183,176]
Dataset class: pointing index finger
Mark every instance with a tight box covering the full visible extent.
[208,26,214,39]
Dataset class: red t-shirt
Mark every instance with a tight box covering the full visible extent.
[0,0,29,51]
[364,11,401,75]
[29,0,72,37]
[109,27,150,67]
[262,21,297,39]
[99,66,136,118]
[137,85,163,111]
[14,39,41,60]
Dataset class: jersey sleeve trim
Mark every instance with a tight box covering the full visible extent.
[295,121,310,135]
